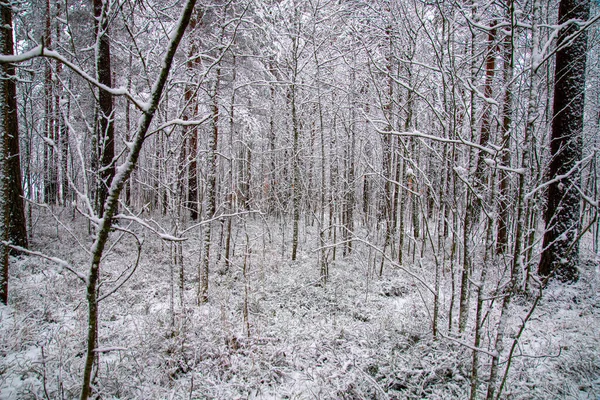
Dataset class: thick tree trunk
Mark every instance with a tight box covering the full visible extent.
[0,3,27,305]
[0,3,16,303]
[538,0,589,282]
[3,9,26,250]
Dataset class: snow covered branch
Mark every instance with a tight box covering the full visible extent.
[525,154,593,200]
[0,46,147,110]
[1,242,87,283]
[368,119,497,156]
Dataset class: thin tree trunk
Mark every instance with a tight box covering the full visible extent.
[459,17,495,333]
[43,0,57,206]
[199,67,221,304]
[345,66,356,256]
[382,23,394,268]
[185,99,199,218]
[94,0,115,216]
[225,55,236,271]
[496,13,515,254]
[329,107,338,262]
[78,1,197,397]
[512,0,536,290]
[311,21,328,283]
[124,51,132,207]
[291,77,300,260]
[185,9,201,220]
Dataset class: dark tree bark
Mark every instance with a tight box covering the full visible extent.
[0,1,27,305]
[56,2,69,206]
[43,0,58,205]
[0,3,14,304]
[94,0,115,216]
[538,0,589,282]
[3,6,26,250]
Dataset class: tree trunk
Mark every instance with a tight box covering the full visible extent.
[54,0,68,206]
[78,1,198,397]
[345,65,356,256]
[382,23,394,269]
[2,5,26,250]
[0,1,21,303]
[184,9,201,220]
[43,0,57,206]
[538,0,589,282]
[199,67,220,304]
[94,0,115,216]
[291,80,300,260]
[496,14,514,254]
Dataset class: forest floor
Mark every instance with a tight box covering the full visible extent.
[1,208,600,399]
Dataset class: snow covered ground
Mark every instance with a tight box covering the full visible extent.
[1,210,599,399]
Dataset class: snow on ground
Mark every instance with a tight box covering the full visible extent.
[1,209,599,399]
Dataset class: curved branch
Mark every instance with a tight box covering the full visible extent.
[0,46,147,110]
[97,230,143,302]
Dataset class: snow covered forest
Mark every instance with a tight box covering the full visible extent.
[1,0,600,398]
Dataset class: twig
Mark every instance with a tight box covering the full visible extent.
[2,242,87,283]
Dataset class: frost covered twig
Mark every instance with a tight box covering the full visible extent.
[316,234,436,296]
[97,230,142,303]
[438,332,499,358]
[149,114,213,137]
[24,200,91,255]
[1,242,87,283]
[368,119,497,157]
[115,213,187,242]
[0,47,147,110]
[535,14,600,72]
[179,210,260,235]
[525,154,593,200]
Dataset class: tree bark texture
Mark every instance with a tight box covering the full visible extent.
[184,8,201,220]
[2,3,27,250]
[538,0,589,282]
[199,69,220,304]
[94,0,115,216]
